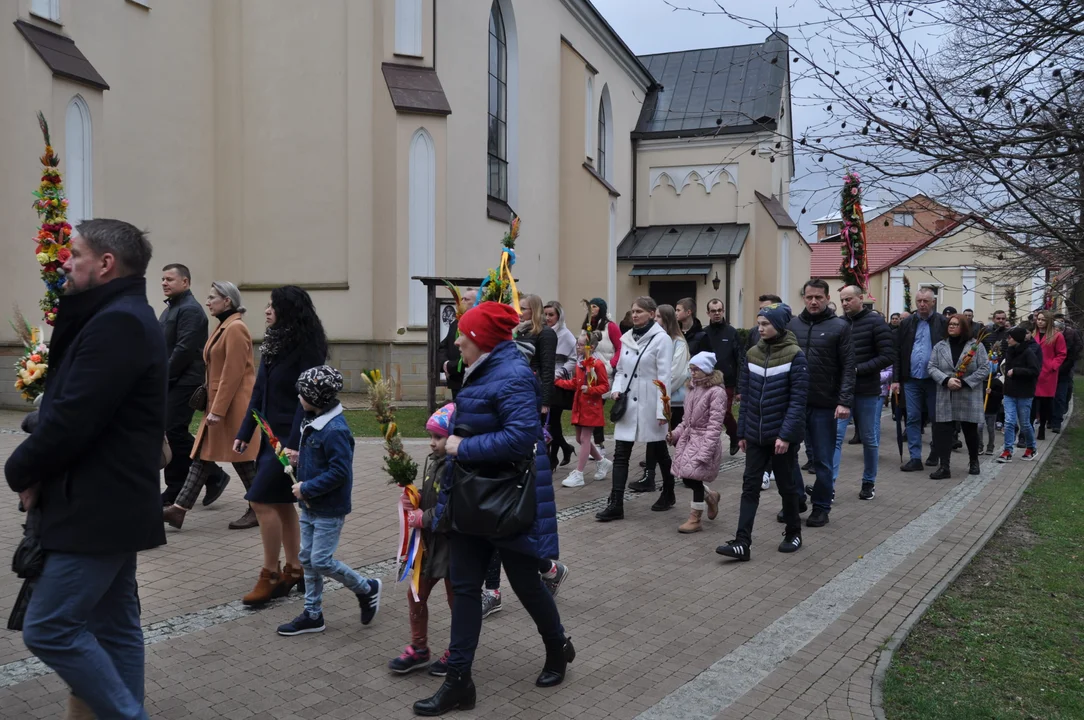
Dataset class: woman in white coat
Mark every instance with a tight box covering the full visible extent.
[629,305,689,511]
[596,296,674,522]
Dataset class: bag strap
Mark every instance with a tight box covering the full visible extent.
[623,333,658,387]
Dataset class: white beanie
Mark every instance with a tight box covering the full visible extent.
[689,351,716,375]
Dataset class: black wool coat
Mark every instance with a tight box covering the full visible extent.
[159,289,209,388]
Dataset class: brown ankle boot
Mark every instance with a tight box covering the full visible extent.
[678,504,704,533]
[275,564,304,598]
[162,505,186,529]
[65,695,94,720]
[705,489,720,520]
[243,567,281,606]
[228,506,258,530]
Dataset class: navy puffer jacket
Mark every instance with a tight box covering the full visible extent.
[737,331,808,445]
[432,340,558,560]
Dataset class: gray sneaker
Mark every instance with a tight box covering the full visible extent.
[481,589,502,619]
[541,562,569,597]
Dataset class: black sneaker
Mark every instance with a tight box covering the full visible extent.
[859,482,875,500]
[925,454,938,467]
[358,579,382,625]
[929,466,951,480]
[388,645,432,674]
[429,650,451,677]
[806,509,829,527]
[778,532,803,553]
[900,459,924,472]
[969,461,981,475]
[277,612,325,636]
[777,500,808,523]
[716,540,751,561]
[541,562,569,597]
[729,437,740,456]
[801,461,814,473]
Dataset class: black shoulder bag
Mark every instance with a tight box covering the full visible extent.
[609,334,657,423]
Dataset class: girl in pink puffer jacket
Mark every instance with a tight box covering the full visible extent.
[668,352,726,534]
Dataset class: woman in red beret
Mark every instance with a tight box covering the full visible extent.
[414,301,572,716]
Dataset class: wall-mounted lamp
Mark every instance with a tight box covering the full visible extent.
[712,271,721,291]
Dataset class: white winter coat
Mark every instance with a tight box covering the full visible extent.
[611,322,673,443]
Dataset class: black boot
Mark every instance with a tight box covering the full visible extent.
[595,490,624,522]
[650,481,676,511]
[413,668,477,716]
[929,464,951,480]
[629,465,656,493]
[536,638,575,687]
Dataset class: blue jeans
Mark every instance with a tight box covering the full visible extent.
[1052,375,1073,429]
[903,379,938,461]
[299,510,372,618]
[791,406,838,512]
[832,395,882,484]
[1003,396,1035,451]
[23,552,147,720]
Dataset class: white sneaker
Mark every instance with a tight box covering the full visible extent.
[593,458,613,481]
[761,471,773,490]
[562,470,585,488]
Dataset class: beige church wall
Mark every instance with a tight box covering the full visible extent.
[785,230,811,308]
[377,0,434,67]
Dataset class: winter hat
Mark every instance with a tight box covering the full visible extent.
[943,306,958,316]
[1009,327,1027,344]
[426,403,455,438]
[757,303,793,334]
[689,351,716,375]
[458,301,521,353]
[589,297,608,323]
[296,365,344,410]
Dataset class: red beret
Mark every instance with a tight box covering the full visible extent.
[459,301,520,353]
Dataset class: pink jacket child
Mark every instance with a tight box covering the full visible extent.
[668,351,726,533]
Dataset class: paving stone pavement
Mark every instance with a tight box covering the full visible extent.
[0,407,1057,719]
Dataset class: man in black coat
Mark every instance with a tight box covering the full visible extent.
[784,279,855,527]
[890,287,947,471]
[676,297,705,355]
[702,298,743,455]
[159,263,227,506]
[6,219,167,719]
[835,286,894,501]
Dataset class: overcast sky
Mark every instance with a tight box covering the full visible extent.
[591,0,881,239]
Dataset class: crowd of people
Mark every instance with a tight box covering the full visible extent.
[5,217,1079,718]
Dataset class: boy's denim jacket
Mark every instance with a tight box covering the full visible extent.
[297,404,355,517]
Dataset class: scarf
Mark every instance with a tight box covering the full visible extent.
[632,319,655,340]
[261,324,295,361]
[948,335,968,366]
[214,307,238,323]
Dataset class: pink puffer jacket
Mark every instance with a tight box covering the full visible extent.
[669,370,726,482]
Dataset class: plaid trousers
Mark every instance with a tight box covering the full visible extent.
[175,459,256,510]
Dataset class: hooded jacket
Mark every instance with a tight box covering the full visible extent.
[738,331,808,445]
[845,307,894,397]
[787,308,855,408]
[1001,338,1042,398]
[551,307,578,381]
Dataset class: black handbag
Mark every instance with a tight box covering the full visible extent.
[610,334,657,423]
[446,455,537,539]
[8,508,44,632]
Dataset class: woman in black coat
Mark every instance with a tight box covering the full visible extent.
[233,286,328,606]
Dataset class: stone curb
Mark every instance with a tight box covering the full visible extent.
[868,400,1073,720]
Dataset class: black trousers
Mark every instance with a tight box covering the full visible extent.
[737,441,800,544]
[932,421,978,467]
[162,384,226,503]
[613,439,673,491]
[547,409,572,457]
[1036,396,1054,431]
[485,552,552,591]
[447,534,565,674]
[683,478,705,502]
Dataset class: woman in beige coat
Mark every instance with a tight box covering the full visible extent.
[163,281,259,529]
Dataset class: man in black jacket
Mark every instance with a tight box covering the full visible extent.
[6,219,167,719]
[159,263,228,508]
[784,279,855,527]
[702,298,742,455]
[676,297,705,355]
[890,287,947,471]
[996,326,1042,461]
[834,286,893,501]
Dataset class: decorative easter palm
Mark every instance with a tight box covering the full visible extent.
[10,307,48,403]
[476,216,522,312]
[903,275,913,313]
[32,112,72,327]
[839,172,872,298]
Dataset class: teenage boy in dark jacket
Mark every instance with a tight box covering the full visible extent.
[717,303,808,561]
[277,366,381,636]
[996,327,1042,462]
[702,298,743,455]
[784,280,854,527]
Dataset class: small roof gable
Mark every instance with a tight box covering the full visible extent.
[755,191,797,229]
[14,19,108,91]
[618,224,749,261]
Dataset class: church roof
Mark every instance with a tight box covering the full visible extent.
[633,33,788,139]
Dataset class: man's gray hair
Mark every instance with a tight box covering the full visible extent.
[211,281,246,314]
[75,219,153,276]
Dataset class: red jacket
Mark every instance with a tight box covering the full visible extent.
[1035,331,1066,398]
[555,356,610,427]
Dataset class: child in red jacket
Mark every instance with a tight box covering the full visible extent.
[555,331,612,487]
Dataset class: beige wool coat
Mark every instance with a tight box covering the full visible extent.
[192,313,260,462]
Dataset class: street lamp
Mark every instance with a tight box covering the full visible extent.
[712,271,721,291]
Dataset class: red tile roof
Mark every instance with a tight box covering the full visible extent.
[810,240,927,278]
